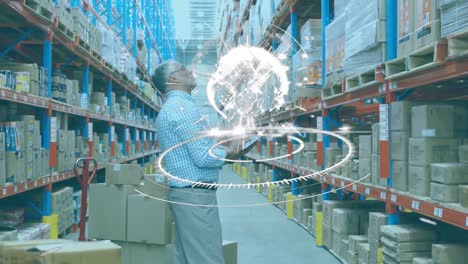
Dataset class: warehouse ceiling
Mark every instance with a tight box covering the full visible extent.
[172,0,219,52]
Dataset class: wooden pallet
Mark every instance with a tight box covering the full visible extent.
[54,17,75,43]
[322,81,343,100]
[408,40,447,72]
[385,57,408,79]
[23,0,53,24]
[75,36,91,55]
[345,65,385,92]
[91,49,103,62]
[447,30,468,59]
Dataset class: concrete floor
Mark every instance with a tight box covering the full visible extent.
[218,167,340,264]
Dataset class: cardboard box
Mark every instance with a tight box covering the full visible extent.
[369,212,388,240]
[381,224,437,242]
[460,185,468,208]
[397,0,414,57]
[88,184,137,241]
[409,166,431,196]
[412,105,455,138]
[359,158,372,183]
[414,0,441,50]
[460,145,468,163]
[359,135,372,159]
[127,194,172,245]
[322,200,354,226]
[105,164,142,185]
[332,208,360,235]
[5,152,18,184]
[323,223,333,249]
[347,235,368,254]
[412,257,433,264]
[372,123,380,154]
[115,242,172,264]
[392,160,408,191]
[143,174,168,198]
[432,244,468,264]
[391,101,416,132]
[408,138,458,166]
[0,133,5,186]
[431,163,468,184]
[357,242,370,264]
[392,131,410,161]
[223,241,238,264]
[430,182,459,203]
[381,236,432,253]
[3,240,121,264]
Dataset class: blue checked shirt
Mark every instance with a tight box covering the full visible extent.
[156,90,227,187]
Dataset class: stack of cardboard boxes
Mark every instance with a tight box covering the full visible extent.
[51,187,74,235]
[391,101,413,192]
[381,224,436,264]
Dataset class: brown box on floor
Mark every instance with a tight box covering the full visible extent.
[126,194,172,245]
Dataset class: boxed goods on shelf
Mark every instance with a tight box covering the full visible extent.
[397,0,415,57]
[325,14,346,85]
[0,63,48,97]
[440,0,468,37]
[300,19,322,54]
[408,138,459,166]
[105,164,142,185]
[432,243,468,264]
[430,182,459,202]
[412,104,455,138]
[0,207,24,227]
[391,131,410,161]
[381,224,437,263]
[357,242,370,263]
[344,0,386,77]
[16,223,50,240]
[414,0,441,50]
[392,160,409,191]
[51,187,74,234]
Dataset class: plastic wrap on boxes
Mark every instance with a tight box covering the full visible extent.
[17,223,50,240]
[440,0,468,37]
[0,226,17,241]
[344,0,386,76]
[325,14,346,76]
[300,19,322,52]
[0,208,24,226]
[381,224,437,243]
[432,244,468,264]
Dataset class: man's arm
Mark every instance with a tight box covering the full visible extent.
[172,110,227,169]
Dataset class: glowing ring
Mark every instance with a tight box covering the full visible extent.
[156,126,355,189]
[136,173,370,208]
[208,135,305,163]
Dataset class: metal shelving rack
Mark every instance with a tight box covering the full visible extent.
[233,0,468,231]
[0,0,175,220]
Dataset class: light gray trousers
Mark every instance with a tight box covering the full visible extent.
[168,188,225,264]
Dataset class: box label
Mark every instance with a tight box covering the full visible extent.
[421,129,436,137]
[379,104,389,141]
[88,123,93,141]
[317,117,323,142]
[113,164,120,171]
[51,117,57,143]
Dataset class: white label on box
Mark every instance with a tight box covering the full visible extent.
[317,117,323,142]
[421,129,436,137]
[111,126,115,142]
[391,194,397,203]
[51,117,57,143]
[88,123,93,141]
[379,104,389,141]
[365,187,370,195]
[380,191,386,200]
[113,164,120,171]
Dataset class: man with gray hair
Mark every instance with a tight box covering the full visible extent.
[152,60,251,264]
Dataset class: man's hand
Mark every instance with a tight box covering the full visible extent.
[225,138,257,161]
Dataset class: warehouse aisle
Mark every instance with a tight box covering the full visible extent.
[218,167,339,264]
